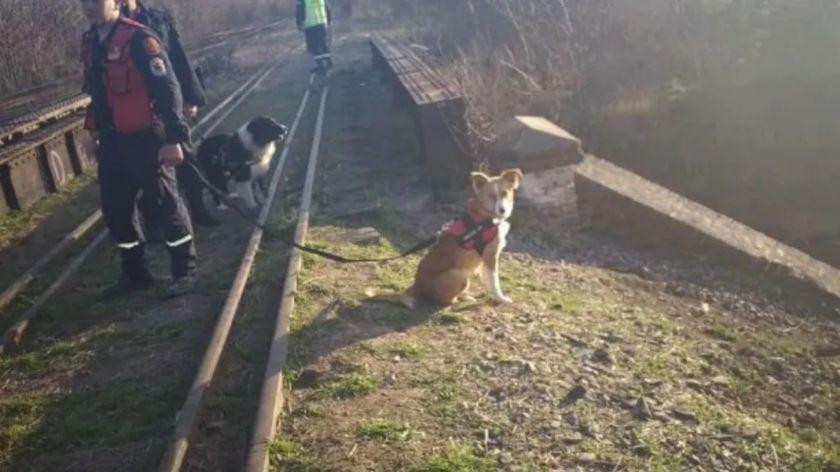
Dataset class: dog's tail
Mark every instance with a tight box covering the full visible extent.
[364,287,416,309]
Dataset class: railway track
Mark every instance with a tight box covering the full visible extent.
[0,63,281,315]
[159,72,321,472]
[0,59,285,352]
[246,76,329,472]
[2,54,333,470]
[0,21,295,314]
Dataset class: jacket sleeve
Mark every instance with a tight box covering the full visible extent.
[296,0,305,29]
[130,30,189,144]
[159,9,206,108]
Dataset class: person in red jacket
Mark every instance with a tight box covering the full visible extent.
[80,0,197,298]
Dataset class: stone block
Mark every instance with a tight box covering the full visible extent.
[491,116,585,173]
[337,227,381,245]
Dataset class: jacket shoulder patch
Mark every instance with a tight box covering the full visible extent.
[143,36,163,56]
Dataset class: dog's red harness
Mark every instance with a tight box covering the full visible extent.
[444,210,498,255]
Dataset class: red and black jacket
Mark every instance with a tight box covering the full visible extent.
[82,17,188,144]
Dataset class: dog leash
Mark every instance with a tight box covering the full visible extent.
[183,157,438,264]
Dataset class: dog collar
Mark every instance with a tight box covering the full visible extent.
[444,210,499,255]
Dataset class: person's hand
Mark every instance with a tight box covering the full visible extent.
[183,105,198,119]
[159,143,184,167]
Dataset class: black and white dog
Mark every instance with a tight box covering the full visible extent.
[196,116,289,209]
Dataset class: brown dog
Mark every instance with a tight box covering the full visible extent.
[370,168,523,308]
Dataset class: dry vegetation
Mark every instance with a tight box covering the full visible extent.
[0,0,292,95]
[361,0,840,262]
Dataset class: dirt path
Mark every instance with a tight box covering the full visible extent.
[269,37,840,472]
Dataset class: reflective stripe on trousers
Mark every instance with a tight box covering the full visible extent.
[166,234,193,248]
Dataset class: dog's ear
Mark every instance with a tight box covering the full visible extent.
[500,168,524,190]
[470,172,490,193]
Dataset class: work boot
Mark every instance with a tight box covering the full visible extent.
[102,273,154,300]
[164,275,196,298]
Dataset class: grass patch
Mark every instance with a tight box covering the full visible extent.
[0,173,95,248]
[428,374,461,402]
[0,338,90,379]
[389,341,425,359]
[357,419,412,442]
[426,373,468,419]
[432,311,466,325]
[677,393,840,471]
[268,439,321,472]
[0,324,131,379]
[410,444,495,472]
[0,378,181,467]
[314,371,381,399]
[130,322,185,345]
[354,341,378,355]
[704,322,739,342]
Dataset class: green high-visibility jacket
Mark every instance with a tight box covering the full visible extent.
[297,0,329,29]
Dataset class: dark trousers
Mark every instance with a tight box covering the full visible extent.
[139,143,208,228]
[177,160,207,216]
[98,130,197,280]
[304,24,331,68]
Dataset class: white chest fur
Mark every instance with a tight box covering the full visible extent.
[497,220,510,250]
[235,125,277,208]
[249,141,275,178]
[238,125,276,179]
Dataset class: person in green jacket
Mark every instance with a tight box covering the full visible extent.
[296,0,332,74]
